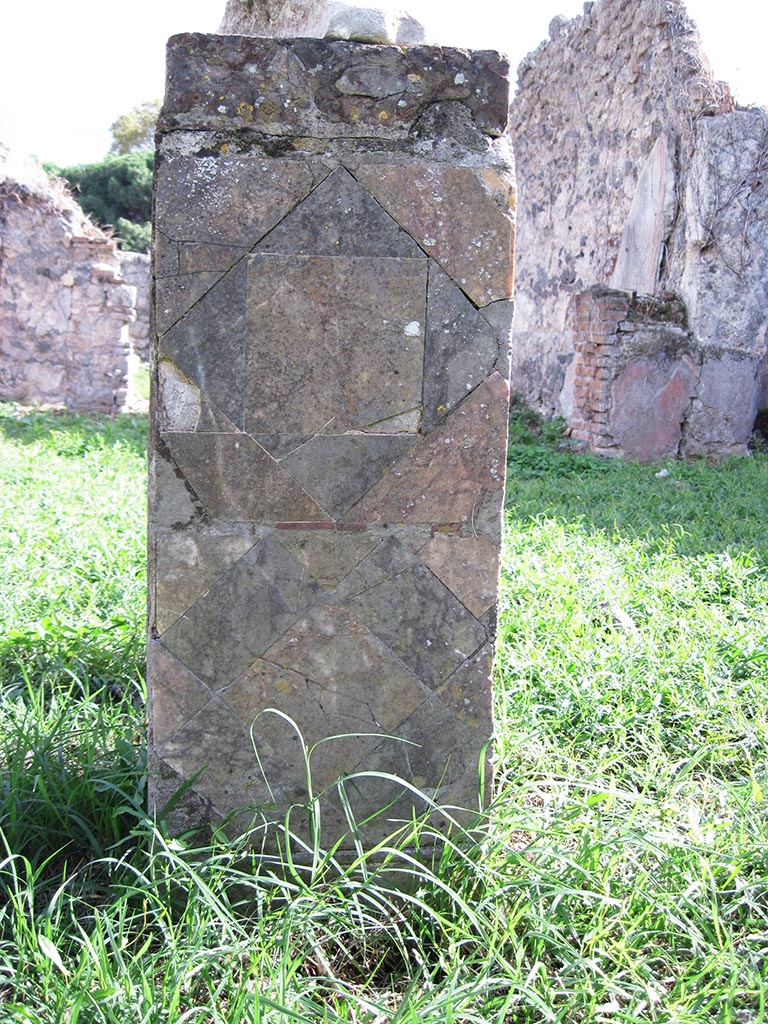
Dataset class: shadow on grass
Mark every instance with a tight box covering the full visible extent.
[505,442,768,559]
[0,403,148,458]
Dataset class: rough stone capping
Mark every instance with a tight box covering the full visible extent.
[148,33,515,849]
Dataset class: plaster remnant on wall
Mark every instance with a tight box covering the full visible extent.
[510,0,768,457]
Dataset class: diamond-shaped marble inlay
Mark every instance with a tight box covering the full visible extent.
[280,434,418,517]
[153,524,262,634]
[148,640,211,745]
[257,166,424,258]
[161,535,326,690]
[345,563,487,689]
[158,695,303,818]
[162,432,330,524]
[348,372,510,526]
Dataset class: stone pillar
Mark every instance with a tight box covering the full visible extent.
[148,32,514,846]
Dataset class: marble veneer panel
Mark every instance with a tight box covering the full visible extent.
[149,32,515,849]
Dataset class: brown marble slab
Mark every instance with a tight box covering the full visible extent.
[354,165,514,306]
[348,372,510,528]
[244,255,426,434]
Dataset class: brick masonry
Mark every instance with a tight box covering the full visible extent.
[568,286,698,461]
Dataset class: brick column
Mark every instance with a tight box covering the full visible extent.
[568,286,632,455]
[148,33,514,847]
[568,285,696,461]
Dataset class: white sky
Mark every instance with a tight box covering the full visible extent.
[1,0,765,167]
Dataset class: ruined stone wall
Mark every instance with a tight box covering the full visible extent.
[119,250,151,362]
[0,147,136,412]
[510,0,768,457]
[675,110,768,455]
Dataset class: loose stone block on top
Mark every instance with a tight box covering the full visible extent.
[149,32,514,846]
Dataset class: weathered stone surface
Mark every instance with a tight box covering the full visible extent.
[221,657,380,795]
[245,254,426,434]
[681,354,760,458]
[434,643,494,734]
[149,439,207,530]
[275,530,380,586]
[419,534,500,618]
[345,564,486,689]
[155,269,230,338]
[265,602,430,728]
[160,35,509,140]
[353,533,420,587]
[325,5,425,45]
[219,0,426,46]
[350,372,509,527]
[157,360,202,432]
[567,287,702,461]
[159,261,247,428]
[510,0,731,416]
[610,356,697,462]
[155,155,324,250]
[161,535,326,690]
[280,434,418,517]
[148,641,211,745]
[423,262,501,430]
[149,36,512,849]
[152,525,261,633]
[677,111,768,454]
[341,693,489,833]
[354,164,514,306]
[257,166,422,258]
[163,432,330,522]
[219,0,328,37]
[120,251,151,362]
[157,694,300,818]
[610,134,674,295]
[510,0,768,457]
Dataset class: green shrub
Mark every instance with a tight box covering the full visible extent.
[45,152,153,253]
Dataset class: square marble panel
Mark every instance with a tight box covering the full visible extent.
[245,255,426,434]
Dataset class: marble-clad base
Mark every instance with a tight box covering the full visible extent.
[149,33,514,847]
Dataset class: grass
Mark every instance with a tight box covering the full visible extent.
[1,399,767,1021]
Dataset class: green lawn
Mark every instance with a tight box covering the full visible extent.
[1,402,766,1023]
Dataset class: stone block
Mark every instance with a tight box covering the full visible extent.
[149,35,512,852]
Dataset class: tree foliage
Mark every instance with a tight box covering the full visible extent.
[109,100,160,155]
[45,152,153,253]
